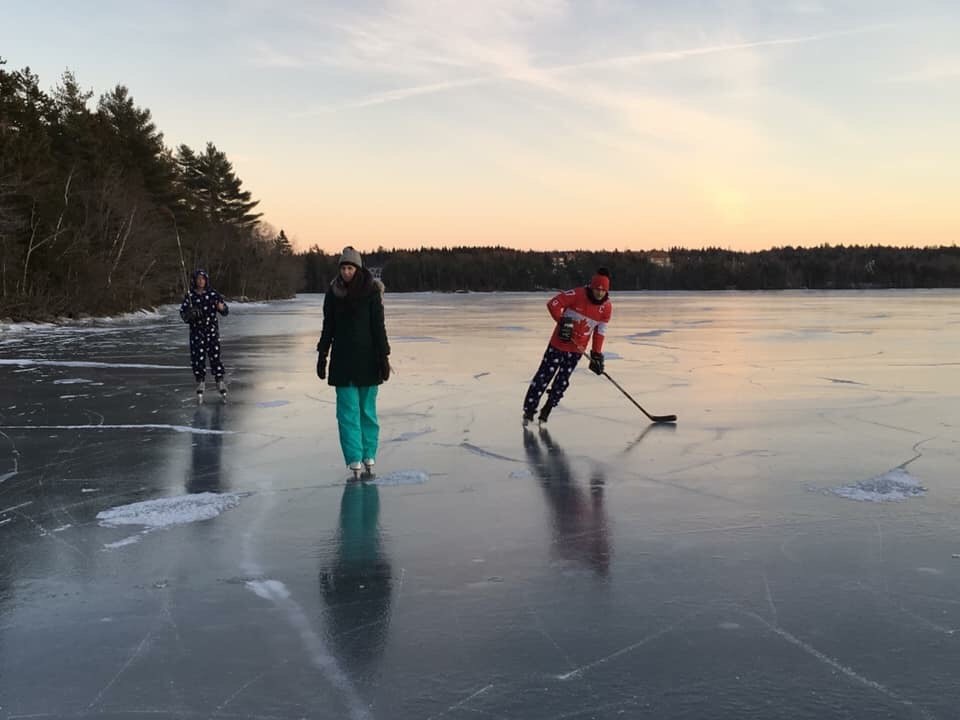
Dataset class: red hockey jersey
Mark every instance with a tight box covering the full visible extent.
[547,287,612,354]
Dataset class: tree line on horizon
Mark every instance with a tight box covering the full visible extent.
[3,60,959,323]
[0,59,299,321]
[300,244,960,293]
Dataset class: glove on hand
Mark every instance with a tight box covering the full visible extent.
[188,306,204,322]
[588,350,604,375]
[557,317,575,342]
[317,354,327,380]
[379,356,391,382]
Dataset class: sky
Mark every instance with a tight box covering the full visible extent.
[2,0,958,253]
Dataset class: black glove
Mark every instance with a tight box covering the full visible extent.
[188,306,204,322]
[379,356,391,382]
[557,317,574,342]
[317,354,327,380]
[588,350,604,375]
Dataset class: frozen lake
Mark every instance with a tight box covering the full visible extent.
[1,290,959,719]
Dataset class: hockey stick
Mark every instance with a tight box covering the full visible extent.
[573,348,677,423]
[167,208,190,295]
[598,369,677,423]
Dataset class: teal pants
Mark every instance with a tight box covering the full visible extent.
[335,385,379,465]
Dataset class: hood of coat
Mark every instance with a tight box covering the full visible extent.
[330,267,385,299]
[191,269,211,290]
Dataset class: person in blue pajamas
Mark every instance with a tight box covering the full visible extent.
[179,269,229,397]
[316,247,391,478]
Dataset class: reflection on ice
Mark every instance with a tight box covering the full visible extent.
[524,427,610,577]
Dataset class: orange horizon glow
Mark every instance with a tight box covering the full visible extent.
[4,2,958,255]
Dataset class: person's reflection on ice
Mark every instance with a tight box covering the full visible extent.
[523,426,611,578]
[319,482,394,683]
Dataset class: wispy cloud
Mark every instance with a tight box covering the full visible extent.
[252,41,312,69]
[290,21,888,116]
[887,57,960,84]
[294,76,490,114]
[551,26,888,73]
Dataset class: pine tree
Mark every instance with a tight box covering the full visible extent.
[180,142,261,228]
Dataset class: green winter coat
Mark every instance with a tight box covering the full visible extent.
[317,268,390,387]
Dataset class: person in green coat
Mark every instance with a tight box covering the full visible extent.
[316,247,391,478]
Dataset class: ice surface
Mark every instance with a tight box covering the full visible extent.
[1,290,959,719]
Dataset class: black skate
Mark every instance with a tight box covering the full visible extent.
[537,404,552,425]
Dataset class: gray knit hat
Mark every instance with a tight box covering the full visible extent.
[339,246,362,268]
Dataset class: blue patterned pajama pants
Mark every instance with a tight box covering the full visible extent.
[523,346,582,416]
[189,330,225,382]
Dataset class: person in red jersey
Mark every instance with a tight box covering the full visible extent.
[522,267,612,425]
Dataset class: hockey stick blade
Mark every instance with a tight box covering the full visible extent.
[601,371,677,423]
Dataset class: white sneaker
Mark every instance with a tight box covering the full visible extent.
[348,461,363,479]
[362,458,375,474]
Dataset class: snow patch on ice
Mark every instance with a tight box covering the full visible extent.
[228,301,271,310]
[0,359,184,370]
[103,535,144,549]
[247,578,291,601]
[53,378,91,385]
[0,424,234,434]
[96,492,242,529]
[831,468,926,502]
[256,400,290,408]
[368,470,428,486]
[0,308,166,332]
[497,325,529,332]
[509,469,533,479]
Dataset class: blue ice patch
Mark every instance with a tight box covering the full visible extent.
[392,336,446,343]
[369,470,428,486]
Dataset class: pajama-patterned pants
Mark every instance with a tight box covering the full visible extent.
[189,329,225,382]
[523,346,582,417]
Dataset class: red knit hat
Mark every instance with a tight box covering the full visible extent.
[590,268,610,292]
